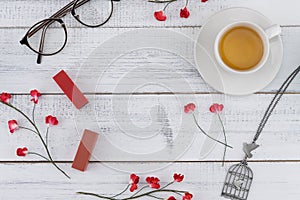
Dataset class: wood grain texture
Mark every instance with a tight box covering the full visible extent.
[0,94,299,161]
[1,0,300,28]
[0,27,300,93]
[0,162,299,200]
[1,0,300,199]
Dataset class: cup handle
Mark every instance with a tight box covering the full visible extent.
[265,24,281,39]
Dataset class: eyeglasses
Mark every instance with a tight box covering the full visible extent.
[20,0,120,64]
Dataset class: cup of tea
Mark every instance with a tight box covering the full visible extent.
[214,21,281,74]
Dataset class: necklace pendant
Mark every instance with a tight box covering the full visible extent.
[221,160,253,200]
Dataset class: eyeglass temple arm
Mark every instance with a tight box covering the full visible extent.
[28,0,120,37]
[33,0,91,64]
[36,23,51,64]
[28,0,77,38]
[30,0,85,65]
[33,0,78,64]
[27,0,89,38]
[33,0,88,64]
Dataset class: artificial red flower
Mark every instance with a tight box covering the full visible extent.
[173,173,184,182]
[0,92,12,104]
[168,196,176,200]
[201,0,208,2]
[30,89,41,104]
[130,183,138,192]
[209,103,224,113]
[16,147,28,157]
[180,7,190,18]
[182,192,193,200]
[8,120,19,133]
[146,176,160,189]
[129,173,139,192]
[184,103,196,113]
[130,174,140,184]
[154,10,167,21]
[45,115,58,126]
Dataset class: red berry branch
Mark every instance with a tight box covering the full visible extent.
[0,91,70,179]
[149,0,208,21]
[77,173,193,200]
[184,103,232,165]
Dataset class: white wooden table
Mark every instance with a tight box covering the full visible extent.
[1,1,300,199]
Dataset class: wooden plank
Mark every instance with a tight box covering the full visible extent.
[0,94,299,161]
[0,27,300,93]
[1,1,299,199]
[0,162,299,200]
[1,0,300,28]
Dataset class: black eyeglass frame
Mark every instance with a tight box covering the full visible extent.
[20,0,120,64]
[20,18,68,56]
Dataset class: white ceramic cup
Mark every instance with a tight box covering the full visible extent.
[214,21,281,74]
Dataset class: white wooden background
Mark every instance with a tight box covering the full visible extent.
[0,0,300,199]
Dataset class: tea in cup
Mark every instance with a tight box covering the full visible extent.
[214,21,281,74]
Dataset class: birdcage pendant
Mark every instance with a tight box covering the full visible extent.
[221,160,253,200]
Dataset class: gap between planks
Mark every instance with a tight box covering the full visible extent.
[5,92,300,95]
[0,25,299,29]
[1,160,300,164]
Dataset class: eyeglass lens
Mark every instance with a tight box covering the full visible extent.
[26,19,67,55]
[72,0,113,27]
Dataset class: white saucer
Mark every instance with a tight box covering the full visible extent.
[194,7,283,95]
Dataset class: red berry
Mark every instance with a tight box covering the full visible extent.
[180,7,190,18]
[173,173,184,182]
[154,10,167,21]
